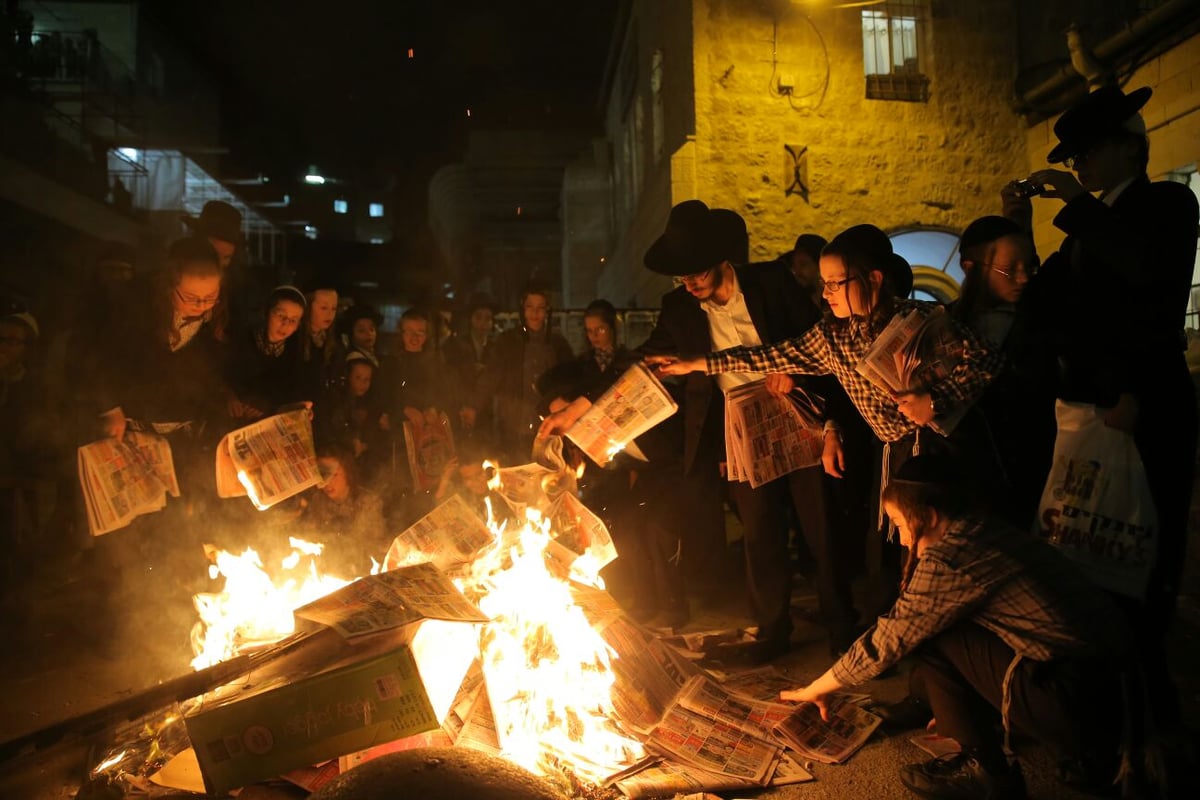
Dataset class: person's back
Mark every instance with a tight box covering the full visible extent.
[919,517,1129,662]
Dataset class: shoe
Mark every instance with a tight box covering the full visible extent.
[876,695,933,734]
[899,752,1027,799]
[701,636,790,667]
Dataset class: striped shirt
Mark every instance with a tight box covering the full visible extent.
[704,300,1000,442]
[832,517,1130,687]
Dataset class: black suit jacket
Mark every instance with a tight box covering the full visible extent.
[1032,175,1199,405]
[637,261,818,475]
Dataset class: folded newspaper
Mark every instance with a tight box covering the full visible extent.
[78,430,179,536]
[771,693,882,764]
[564,362,678,466]
[724,381,824,487]
[215,409,321,509]
[854,305,967,436]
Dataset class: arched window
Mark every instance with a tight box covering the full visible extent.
[887,227,962,303]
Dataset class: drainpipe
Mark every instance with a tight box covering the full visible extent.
[1015,0,1200,114]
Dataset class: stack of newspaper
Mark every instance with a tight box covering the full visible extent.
[855,306,967,436]
[724,381,825,487]
[78,430,180,536]
[215,410,322,510]
[563,362,678,466]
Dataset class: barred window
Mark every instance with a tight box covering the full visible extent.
[862,1,929,102]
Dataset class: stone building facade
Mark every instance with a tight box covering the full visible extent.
[582,0,1200,310]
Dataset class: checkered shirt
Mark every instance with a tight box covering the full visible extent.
[704,300,1000,442]
[831,517,1130,687]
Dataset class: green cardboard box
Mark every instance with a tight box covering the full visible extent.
[185,627,440,794]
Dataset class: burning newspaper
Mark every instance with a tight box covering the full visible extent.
[724,381,824,487]
[564,362,678,466]
[215,409,321,509]
[771,693,882,764]
[294,562,489,638]
[383,494,495,574]
[854,305,967,436]
[78,430,178,536]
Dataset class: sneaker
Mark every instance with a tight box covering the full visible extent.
[876,695,933,734]
[899,753,1027,799]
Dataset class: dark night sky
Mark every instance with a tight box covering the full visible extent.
[153,1,619,196]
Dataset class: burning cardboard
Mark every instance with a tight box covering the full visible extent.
[183,564,486,794]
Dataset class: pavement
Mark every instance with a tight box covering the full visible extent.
[2,516,1200,800]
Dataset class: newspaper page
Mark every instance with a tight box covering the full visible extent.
[910,733,962,759]
[293,562,488,638]
[454,678,501,755]
[674,675,794,740]
[383,495,494,573]
[771,693,882,764]
[597,615,701,734]
[495,462,556,515]
[569,583,625,627]
[402,410,456,493]
[77,437,171,536]
[724,382,824,488]
[127,430,180,498]
[714,666,802,704]
[614,752,813,799]
[565,362,678,467]
[439,662,499,758]
[854,306,967,436]
[646,705,780,785]
[215,410,321,508]
[547,491,618,570]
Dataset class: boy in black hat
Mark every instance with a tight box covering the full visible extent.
[183,200,242,271]
[1003,85,1199,726]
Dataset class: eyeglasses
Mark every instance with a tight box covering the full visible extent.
[175,289,220,308]
[987,262,1035,283]
[673,269,713,287]
[817,276,856,294]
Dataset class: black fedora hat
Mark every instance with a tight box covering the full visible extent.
[645,200,740,276]
[183,200,244,244]
[1047,85,1152,164]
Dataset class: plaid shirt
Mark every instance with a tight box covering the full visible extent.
[832,517,1130,687]
[705,300,1000,443]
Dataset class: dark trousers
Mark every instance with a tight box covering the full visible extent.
[910,624,1120,764]
[676,458,727,587]
[600,466,687,618]
[729,465,856,644]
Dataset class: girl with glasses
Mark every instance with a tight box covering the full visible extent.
[952,216,1057,528]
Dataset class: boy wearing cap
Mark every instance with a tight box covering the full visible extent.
[1003,86,1199,725]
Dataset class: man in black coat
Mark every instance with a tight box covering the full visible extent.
[1008,84,1199,726]
[638,200,859,659]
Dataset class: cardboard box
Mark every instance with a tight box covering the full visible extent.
[184,627,440,794]
[183,565,485,794]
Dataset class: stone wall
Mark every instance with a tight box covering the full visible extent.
[595,0,1031,307]
[691,0,1028,264]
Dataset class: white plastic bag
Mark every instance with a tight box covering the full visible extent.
[1035,401,1158,599]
